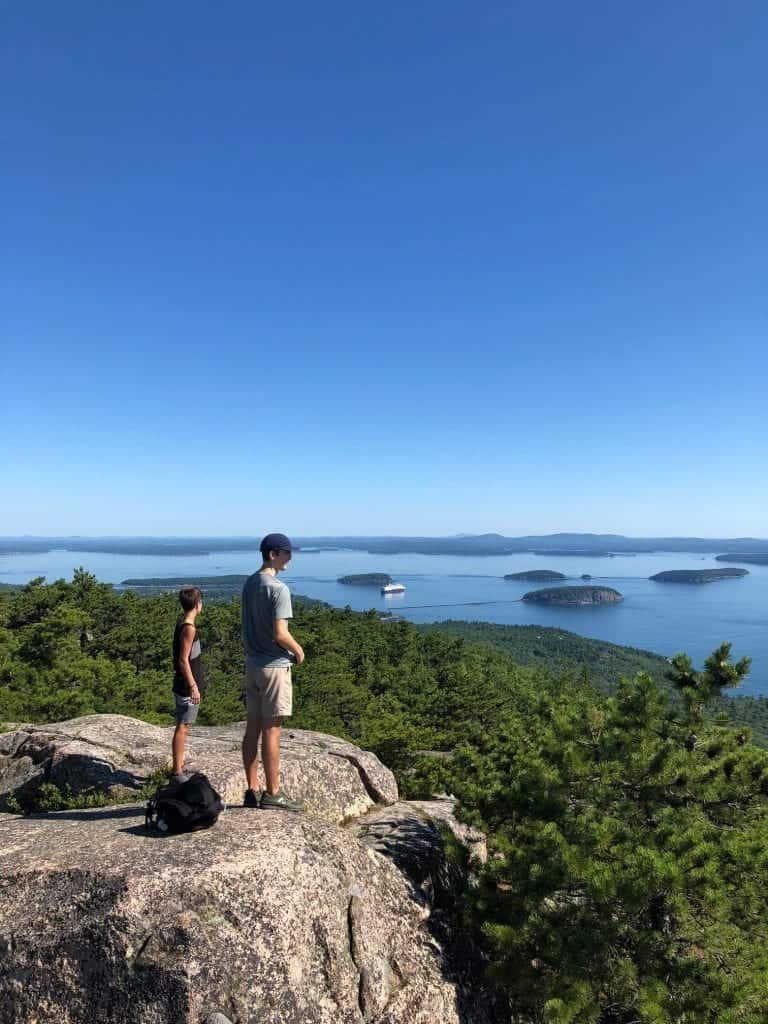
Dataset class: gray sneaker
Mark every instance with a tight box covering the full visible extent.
[260,790,304,813]
[243,789,262,809]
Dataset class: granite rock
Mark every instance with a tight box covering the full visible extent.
[0,715,398,823]
[353,800,486,904]
[0,805,482,1024]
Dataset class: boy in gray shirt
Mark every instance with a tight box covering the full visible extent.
[241,532,305,811]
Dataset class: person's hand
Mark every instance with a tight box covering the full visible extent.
[293,646,305,666]
[190,685,201,704]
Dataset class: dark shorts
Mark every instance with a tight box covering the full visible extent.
[174,694,200,725]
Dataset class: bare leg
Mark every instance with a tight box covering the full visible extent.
[242,715,263,791]
[172,723,190,774]
[260,719,283,794]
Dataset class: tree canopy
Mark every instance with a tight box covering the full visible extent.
[2,573,768,1021]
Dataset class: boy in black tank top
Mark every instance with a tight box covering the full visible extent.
[171,587,204,779]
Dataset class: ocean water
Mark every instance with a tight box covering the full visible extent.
[1,548,767,695]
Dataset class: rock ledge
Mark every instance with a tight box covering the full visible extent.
[0,715,398,823]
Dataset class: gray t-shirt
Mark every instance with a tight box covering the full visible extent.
[241,571,294,668]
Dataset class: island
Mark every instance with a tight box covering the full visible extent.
[337,573,393,586]
[532,549,614,558]
[503,570,566,582]
[716,553,768,566]
[122,575,249,587]
[580,574,592,580]
[522,586,623,606]
[649,568,749,583]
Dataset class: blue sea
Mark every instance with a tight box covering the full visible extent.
[2,548,767,696]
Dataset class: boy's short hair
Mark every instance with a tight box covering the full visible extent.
[179,587,203,611]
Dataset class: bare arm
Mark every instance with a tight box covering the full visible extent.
[177,625,201,702]
[274,619,305,665]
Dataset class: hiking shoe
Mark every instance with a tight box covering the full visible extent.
[243,789,262,808]
[260,790,304,813]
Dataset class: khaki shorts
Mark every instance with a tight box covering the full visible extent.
[245,664,293,720]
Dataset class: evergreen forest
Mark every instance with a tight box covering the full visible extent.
[2,571,768,1023]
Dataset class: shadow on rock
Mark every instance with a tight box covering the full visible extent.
[353,800,505,1024]
[29,805,145,823]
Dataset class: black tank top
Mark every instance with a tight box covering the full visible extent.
[172,621,204,695]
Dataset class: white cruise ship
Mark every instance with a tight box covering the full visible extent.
[381,582,406,595]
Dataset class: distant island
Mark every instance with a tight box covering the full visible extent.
[522,586,623,606]
[649,569,749,584]
[504,570,566,581]
[122,575,249,588]
[716,553,768,566]
[533,550,614,558]
[338,573,392,586]
[120,575,249,601]
[119,575,326,607]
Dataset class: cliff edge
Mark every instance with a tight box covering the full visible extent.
[0,716,496,1024]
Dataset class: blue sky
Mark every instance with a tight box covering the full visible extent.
[2,2,766,537]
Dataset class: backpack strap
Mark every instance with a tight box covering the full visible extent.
[145,793,158,830]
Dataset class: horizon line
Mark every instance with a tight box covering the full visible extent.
[2,532,767,543]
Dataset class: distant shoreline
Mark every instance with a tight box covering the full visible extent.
[3,533,768,558]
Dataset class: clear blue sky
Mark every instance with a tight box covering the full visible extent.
[2,2,766,537]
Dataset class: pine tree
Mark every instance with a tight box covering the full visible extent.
[453,649,768,1023]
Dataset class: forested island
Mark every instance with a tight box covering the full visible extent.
[338,573,392,585]
[4,572,768,1020]
[503,569,566,581]
[532,549,614,557]
[121,574,250,600]
[716,553,768,566]
[522,585,623,606]
[122,575,249,586]
[650,568,749,583]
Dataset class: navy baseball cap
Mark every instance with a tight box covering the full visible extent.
[260,532,295,555]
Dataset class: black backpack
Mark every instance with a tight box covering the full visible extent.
[145,772,224,834]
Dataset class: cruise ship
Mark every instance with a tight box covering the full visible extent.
[381,582,406,595]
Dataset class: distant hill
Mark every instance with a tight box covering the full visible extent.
[3,533,768,558]
[325,533,768,556]
[420,621,666,692]
[419,620,768,745]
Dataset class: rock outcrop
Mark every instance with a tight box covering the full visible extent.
[0,717,497,1024]
[354,799,487,901]
[0,809,475,1024]
[0,715,398,822]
